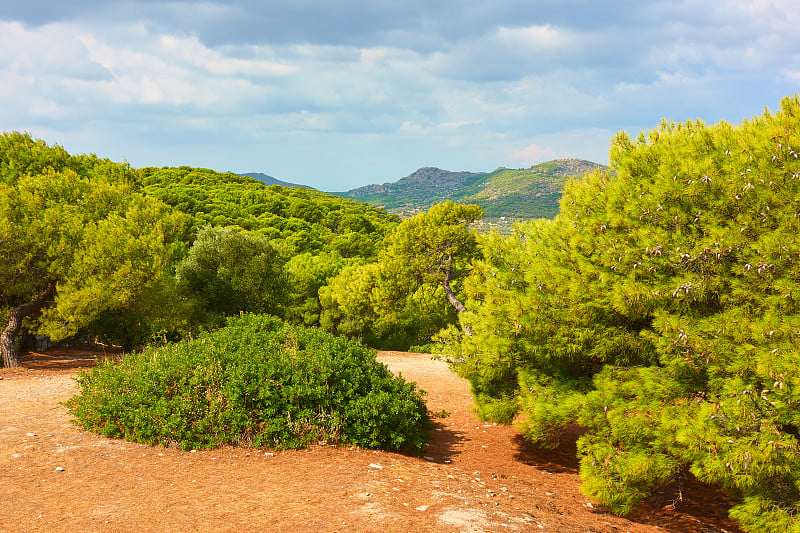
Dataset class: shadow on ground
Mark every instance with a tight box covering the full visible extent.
[512,423,741,532]
[20,344,123,370]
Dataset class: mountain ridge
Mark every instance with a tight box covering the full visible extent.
[334,158,605,219]
[347,167,487,198]
[238,172,312,189]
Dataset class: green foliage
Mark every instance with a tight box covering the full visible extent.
[0,163,183,346]
[319,201,482,349]
[141,166,398,258]
[453,96,800,530]
[0,132,193,363]
[175,226,288,318]
[0,131,141,189]
[82,270,193,350]
[68,314,434,452]
[285,251,356,326]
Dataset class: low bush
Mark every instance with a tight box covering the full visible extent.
[67,314,434,452]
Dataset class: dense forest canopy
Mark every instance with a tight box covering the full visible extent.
[141,166,398,258]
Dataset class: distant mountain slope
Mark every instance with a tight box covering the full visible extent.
[239,172,311,189]
[461,159,604,218]
[343,167,487,208]
[335,159,605,219]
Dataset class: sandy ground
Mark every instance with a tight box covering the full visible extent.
[0,346,740,532]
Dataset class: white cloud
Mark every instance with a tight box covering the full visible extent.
[509,143,557,165]
[494,25,569,50]
[159,35,299,77]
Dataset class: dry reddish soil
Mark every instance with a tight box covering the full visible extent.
[1,346,741,532]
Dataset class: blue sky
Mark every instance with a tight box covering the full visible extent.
[1,1,798,191]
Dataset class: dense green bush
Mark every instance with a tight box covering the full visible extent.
[451,96,800,531]
[175,226,289,319]
[68,314,433,452]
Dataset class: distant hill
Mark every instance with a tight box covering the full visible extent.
[239,172,312,189]
[334,159,605,219]
[344,167,487,205]
[141,166,398,258]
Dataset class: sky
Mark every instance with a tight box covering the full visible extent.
[1,1,798,191]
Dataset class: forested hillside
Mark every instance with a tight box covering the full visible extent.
[142,166,398,258]
[336,159,604,218]
[342,167,487,209]
[461,159,603,218]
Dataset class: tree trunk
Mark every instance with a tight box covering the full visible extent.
[441,252,467,313]
[1,280,56,368]
[442,277,468,313]
[440,253,473,336]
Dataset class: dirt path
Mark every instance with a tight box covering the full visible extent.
[0,348,739,532]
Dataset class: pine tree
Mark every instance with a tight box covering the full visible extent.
[453,96,800,531]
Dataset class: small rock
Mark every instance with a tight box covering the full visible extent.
[368,463,383,470]
[26,432,36,437]
[423,456,435,461]
[55,467,65,472]
[415,505,429,511]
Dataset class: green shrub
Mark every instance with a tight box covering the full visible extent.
[67,314,434,452]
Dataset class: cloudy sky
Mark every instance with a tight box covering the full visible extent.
[1,1,798,190]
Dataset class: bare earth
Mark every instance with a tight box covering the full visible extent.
[1,346,740,532]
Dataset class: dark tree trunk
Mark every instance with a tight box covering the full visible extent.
[441,252,468,313]
[1,280,56,368]
[440,253,473,335]
[442,276,468,313]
